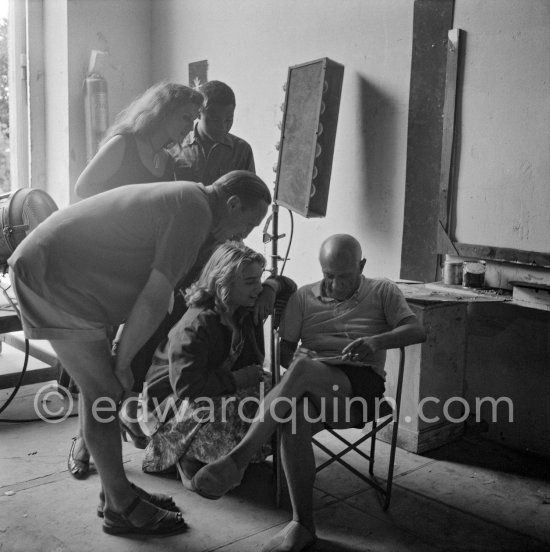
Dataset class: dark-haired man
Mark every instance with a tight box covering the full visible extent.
[8,170,270,538]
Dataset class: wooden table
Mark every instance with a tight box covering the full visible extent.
[381,282,550,457]
[0,308,60,389]
[380,283,510,454]
[0,308,23,334]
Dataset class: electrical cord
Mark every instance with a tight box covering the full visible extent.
[0,335,29,415]
[263,207,295,276]
[280,208,294,276]
[0,281,32,416]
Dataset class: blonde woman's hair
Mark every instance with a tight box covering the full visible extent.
[101,81,203,146]
[185,241,265,312]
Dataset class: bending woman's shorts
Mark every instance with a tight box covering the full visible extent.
[10,274,108,341]
[338,363,386,426]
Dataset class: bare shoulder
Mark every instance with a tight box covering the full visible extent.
[75,134,130,198]
[101,134,128,155]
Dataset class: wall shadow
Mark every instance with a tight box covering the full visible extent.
[357,75,401,247]
[424,425,550,483]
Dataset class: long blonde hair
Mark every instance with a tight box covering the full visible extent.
[185,242,265,313]
[101,81,203,146]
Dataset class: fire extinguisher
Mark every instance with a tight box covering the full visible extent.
[84,72,109,162]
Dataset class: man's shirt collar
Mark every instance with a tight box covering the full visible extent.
[186,122,234,148]
[312,275,365,304]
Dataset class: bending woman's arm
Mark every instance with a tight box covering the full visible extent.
[75,135,127,198]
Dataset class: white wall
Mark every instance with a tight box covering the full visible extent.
[453,0,550,255]
[43,0,152,206]
[38,0,549,284]
[43,0,69,206]
[151,0,414,286]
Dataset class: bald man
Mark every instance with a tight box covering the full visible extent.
[190,234,426,552]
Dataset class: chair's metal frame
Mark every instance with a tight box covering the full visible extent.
[274,345,406,511]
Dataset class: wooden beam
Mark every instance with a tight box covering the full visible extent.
[401,0,455,282]
[452,243,550,267]
[438,29,460,232]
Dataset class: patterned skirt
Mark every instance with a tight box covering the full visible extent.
[142,373,272,473]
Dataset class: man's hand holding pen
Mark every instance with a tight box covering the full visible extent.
[342,336,379,363]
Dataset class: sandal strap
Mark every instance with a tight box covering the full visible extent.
[103,497,186,536]
[121,495,143,518]
[131,483,178,511]
[68,436,89,478]
[98,484,179,518]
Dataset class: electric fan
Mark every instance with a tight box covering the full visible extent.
[0,188,58,268]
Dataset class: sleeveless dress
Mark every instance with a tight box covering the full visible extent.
[99,133,175,192]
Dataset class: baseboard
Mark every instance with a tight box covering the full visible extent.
[378,421,464,454]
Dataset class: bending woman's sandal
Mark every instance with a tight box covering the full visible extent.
[191,455,245,500]
[97,483,180,518]
[102,496,187,537]
[67,436,90,480]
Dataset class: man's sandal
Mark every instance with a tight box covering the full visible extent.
[97,483,180,518]
[102,496,187,537]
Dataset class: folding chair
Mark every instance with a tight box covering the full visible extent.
[274,345,406,511]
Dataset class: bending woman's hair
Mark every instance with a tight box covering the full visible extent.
[101,81,203,146]
[185,241,265,313]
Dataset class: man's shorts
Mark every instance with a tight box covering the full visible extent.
[10,272,108,341]
[338,363,386,426]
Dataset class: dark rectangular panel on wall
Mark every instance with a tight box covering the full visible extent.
[189,60,208,88]
[275,58,344,218]
[400,0,455,281]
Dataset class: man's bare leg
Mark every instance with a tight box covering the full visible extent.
[263,412,318,552]
[192,356,360,507]
[51,339,137,514]
[280,402,317,531]
[230,357,354,468]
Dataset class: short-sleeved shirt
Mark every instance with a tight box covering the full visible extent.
[173,124,255,185]
[279,276,414,379]
[8,181,215,326]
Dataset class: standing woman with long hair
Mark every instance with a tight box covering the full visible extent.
[75,81,203,198]
[68,82,203,481]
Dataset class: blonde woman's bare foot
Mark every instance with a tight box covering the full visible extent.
[261,521,317,552]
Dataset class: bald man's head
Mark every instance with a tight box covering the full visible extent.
[319,234,362,266]
[319,234,366,301]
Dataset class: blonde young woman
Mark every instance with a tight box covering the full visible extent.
[141,241,296,481]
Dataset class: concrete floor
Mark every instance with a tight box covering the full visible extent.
[1,347,550,552]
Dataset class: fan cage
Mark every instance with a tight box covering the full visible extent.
[0,188,58,268]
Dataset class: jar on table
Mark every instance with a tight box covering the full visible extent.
[443,260,463,285]
[462,261,486,288]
